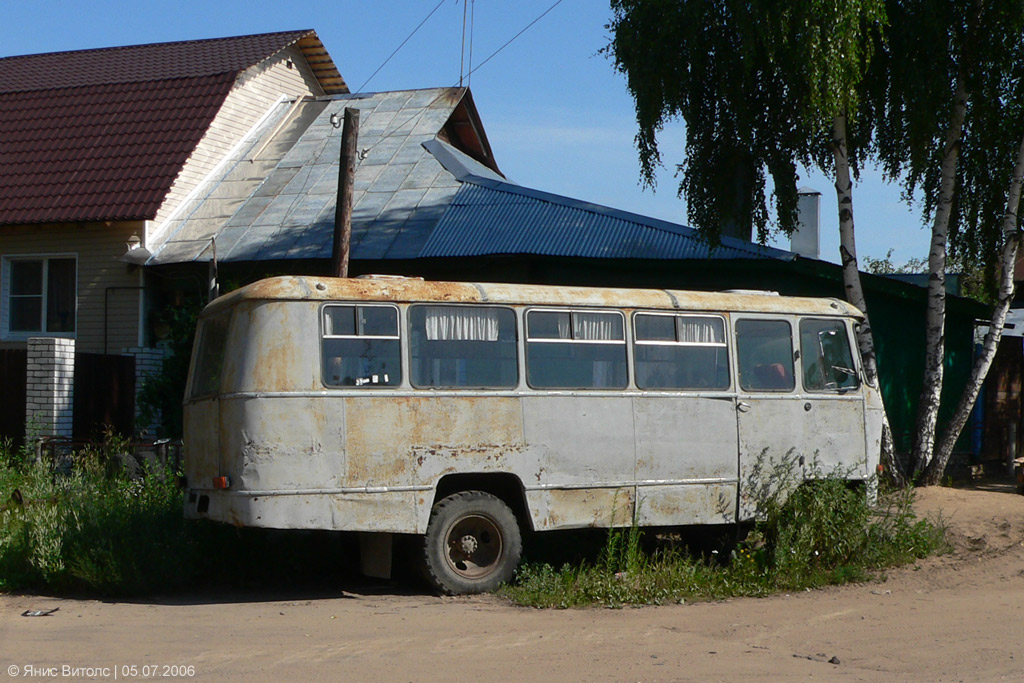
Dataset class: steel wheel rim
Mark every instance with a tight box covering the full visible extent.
[444,513,503,580]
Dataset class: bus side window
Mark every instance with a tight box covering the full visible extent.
[409,305,518,388]
[322,304,400,387]
[526,309,628,389]
[735,319,795,392]
[633,313,729,390]
[799,319,859,391]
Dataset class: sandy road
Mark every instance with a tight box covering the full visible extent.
[3,485,1024,682]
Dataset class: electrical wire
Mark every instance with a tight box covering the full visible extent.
[348,2,565,166]
[460,0,468,86]
[458,0,564,84]
[468,0,474,87]
[354,0,447,94]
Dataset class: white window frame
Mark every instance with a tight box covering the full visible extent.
[1,253,78,341]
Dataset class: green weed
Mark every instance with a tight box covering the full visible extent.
[501,458,946,608]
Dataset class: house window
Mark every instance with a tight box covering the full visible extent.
[2,256,76,337]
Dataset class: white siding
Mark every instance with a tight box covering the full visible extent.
[151,46,326,233]
[0,222,143,354]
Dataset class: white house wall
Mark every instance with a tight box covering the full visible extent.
[151,46,327,235]
[0,221,143,354]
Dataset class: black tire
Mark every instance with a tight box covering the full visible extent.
[421,490,522,595]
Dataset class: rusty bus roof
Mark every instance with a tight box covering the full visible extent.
[206,275,864,318]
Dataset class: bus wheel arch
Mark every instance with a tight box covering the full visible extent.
[432,472,533,533]
[421,490,523,594]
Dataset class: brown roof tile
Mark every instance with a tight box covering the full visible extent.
[0,30,329,224]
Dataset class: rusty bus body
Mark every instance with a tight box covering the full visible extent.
[183,275,883,593]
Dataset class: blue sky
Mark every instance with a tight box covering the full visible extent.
[1,0,932,266]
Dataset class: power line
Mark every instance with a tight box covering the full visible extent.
[354,0,447,94]
[458,0,564,84]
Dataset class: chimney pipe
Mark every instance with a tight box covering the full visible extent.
[791,187,821,259]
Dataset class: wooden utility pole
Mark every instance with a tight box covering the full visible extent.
[331,107,360,278]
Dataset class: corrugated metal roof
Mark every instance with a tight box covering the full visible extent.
[0,30,344,225]
[420,177,795,261]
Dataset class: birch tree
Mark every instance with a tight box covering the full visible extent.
[862,0,1024,480]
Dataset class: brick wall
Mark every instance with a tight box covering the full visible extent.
[25,337,75,438]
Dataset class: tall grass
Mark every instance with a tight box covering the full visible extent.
[0,435,361,596]
[0,436,198,594]
[501,460,946,608]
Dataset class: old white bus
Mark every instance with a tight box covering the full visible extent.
[183,275,883,593]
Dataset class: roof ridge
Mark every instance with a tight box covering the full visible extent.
[0,29,313,63]
[0,30,319,95]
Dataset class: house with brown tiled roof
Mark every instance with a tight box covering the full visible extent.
[0,29,344,354]
[0,30,346,439]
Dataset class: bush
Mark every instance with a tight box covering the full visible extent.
[0,435,198,594]
[501,459,946,608]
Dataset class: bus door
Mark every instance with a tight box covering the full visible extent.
[631,313,739,526]
[794,317,868,477]
[733,316,867,520]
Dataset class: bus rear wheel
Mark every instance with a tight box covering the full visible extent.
[421,491,522,594]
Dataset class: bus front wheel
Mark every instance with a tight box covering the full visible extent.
[421,490,522,594]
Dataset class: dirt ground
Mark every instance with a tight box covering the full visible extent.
[3,484,1024,682]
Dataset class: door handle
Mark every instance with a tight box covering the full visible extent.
[737,401,751,413]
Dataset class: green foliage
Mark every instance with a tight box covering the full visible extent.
[0,435,361,596]
[0,434,198,594]
[863,248,929,275]
[859,0,1024,284]
[137,302,202,438]
[605,0,886,245]
[864,248,996,303]
[500,461,945,608]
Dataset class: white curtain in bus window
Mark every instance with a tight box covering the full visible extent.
[423,306,500,341]
[633,314,729,390]
[526,310,627,389]
[735,319,795,391]
[321,305,400,387]
[410,305,517,388]
[799,319,859,391]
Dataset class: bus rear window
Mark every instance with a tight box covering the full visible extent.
[322,304,400,387]
[190,310,232,399]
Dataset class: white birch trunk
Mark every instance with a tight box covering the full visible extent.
[831,113,903,484]
[911,75,969,479]
[923,133,1024,485]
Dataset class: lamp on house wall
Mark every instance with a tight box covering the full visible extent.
[120,235,152,266]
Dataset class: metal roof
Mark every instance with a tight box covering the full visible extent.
[0,30,344,225]
[420,177,795,261]
[147,84,793,267]
[150,88,475,264]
